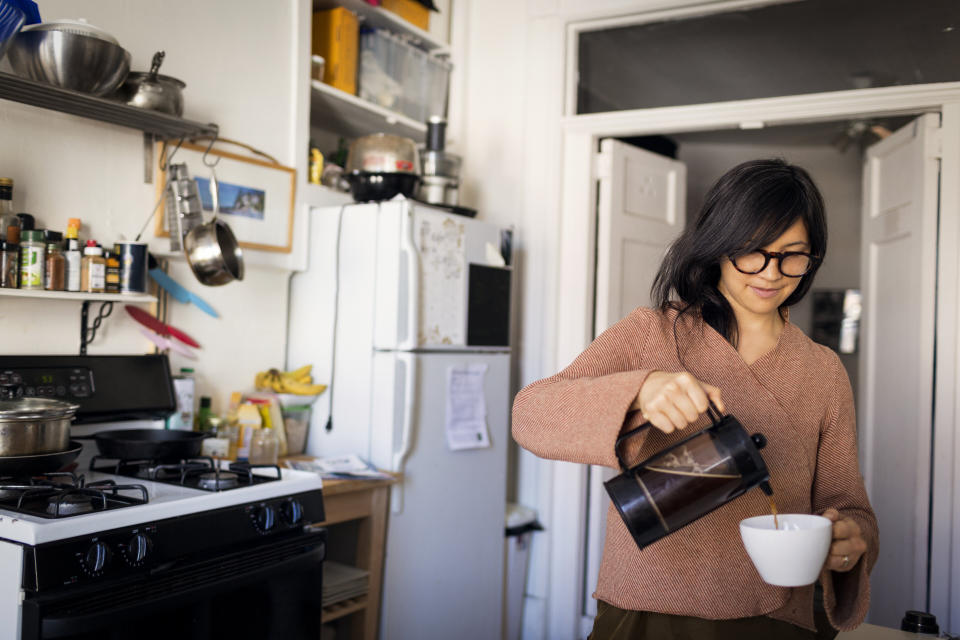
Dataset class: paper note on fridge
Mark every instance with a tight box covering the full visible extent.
[446,363,492,450]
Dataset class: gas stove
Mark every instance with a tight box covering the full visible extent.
[0,355,327,640]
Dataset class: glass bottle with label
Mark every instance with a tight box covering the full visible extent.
[64,219,82,292]
[81,241,106,293]
[0,178,19,244]
[0,241,18,288]
[18,230,45,290]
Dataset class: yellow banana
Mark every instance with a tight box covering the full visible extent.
[280,380,328,395]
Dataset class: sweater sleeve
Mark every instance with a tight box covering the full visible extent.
[813,356,879,631]
[512,308,657,469]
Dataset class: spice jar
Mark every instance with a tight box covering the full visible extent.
[44,241,65,291]
[249,427,279,465]
[18,230,45,290]
[0,241,18,288]
[104,249,121,293]
[81,241,105,293]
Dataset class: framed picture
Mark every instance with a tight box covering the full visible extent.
[155,141,297,253]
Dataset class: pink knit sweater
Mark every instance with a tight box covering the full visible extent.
[512,306,878,631]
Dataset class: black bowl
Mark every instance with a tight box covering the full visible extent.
[347,172,420,202]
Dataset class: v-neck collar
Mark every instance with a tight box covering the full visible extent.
[672,306,796,373]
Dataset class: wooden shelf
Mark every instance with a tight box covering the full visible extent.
[313,0,449,54]
[0,289,156,303]
[0,72,218,140]
[322,594,369,623]
[310,80,427,141]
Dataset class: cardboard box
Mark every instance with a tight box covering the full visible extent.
[312,8,359,95]
[381,0,430,31]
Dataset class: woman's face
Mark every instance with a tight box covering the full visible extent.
[717,218,811,321]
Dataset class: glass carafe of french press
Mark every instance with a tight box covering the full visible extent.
[604,403,771,550]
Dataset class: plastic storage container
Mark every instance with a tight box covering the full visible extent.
[359,28,451,122]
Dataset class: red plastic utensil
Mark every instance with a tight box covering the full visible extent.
[125,305,201,349]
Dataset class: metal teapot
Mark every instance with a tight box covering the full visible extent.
[604,403,772,550]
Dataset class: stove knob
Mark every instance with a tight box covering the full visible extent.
[82,541,112,575]
[281,500,303,525]
[253,505,277,533]
[124,533,153,566]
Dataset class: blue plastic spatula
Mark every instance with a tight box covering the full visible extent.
[148,253,219,318]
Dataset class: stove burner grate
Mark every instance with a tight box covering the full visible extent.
[0,473,149,518]
[90,456,283,491]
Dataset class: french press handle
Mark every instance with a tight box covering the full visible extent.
[613,400,723,472]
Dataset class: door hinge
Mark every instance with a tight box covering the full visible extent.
[594,152,613,180]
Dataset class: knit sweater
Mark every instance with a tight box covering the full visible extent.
[512,306,879,632]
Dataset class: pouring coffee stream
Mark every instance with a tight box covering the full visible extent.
[605,402,775,550]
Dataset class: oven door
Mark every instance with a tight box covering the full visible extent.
[21,528,325,640]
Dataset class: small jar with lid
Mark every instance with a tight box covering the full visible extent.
[249,427,279,465]
[0,241,18,288]
[80,241,105,293]
[18,230,45,290]
[44,241,65,291]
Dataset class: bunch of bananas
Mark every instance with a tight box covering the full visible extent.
[255,365,328,395]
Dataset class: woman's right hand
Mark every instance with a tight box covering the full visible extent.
[630,371,725,434]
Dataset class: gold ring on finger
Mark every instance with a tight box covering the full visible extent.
[841,555,850,568]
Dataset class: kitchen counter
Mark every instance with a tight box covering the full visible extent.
[838,623,930,638]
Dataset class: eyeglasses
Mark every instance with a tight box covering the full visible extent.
[729,249,821,277]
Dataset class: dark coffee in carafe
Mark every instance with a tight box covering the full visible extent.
[604,404,771,550]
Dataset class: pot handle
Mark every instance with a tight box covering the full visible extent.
[613,400,723,471]
[208,167,220,222]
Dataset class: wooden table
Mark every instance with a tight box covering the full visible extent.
[310,473,398,640]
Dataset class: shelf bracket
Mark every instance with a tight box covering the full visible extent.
[143,133,155,184]
[80,301,115,355]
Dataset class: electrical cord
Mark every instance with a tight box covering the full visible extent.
[325,203,350,432]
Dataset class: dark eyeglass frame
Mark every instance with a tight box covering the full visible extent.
[729,249,822,277]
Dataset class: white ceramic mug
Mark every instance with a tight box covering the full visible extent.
[739,514,833,586]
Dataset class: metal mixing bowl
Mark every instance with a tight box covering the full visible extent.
[7,29,130,95]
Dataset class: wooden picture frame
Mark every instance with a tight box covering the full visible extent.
[155,142,297,253]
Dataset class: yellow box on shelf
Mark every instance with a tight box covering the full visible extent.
[380,0,430,31]
[312,7,359,96]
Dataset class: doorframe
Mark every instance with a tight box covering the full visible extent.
[553,84,960,637]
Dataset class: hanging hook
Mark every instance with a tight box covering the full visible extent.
[202,132,221,168]
[159,136,186,171]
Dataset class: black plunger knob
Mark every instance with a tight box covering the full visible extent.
[900,610,939,634]
[751,433,767,449]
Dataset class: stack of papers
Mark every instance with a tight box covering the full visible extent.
[285,454,392,480]
[323,562,370,607]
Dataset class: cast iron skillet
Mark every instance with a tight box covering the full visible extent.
[0,441,82,477]
[92,429,207,461]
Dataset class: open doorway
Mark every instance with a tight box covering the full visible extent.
[579,112,941,635]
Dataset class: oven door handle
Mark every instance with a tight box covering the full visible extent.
[27,533,325,639]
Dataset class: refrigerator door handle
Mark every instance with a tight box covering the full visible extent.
[398,207,421,351]
[391,352,418,514]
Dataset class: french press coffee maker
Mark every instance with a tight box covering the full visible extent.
[604,403,772,550]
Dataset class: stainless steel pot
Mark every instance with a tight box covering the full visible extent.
[113,51,185,116]
[0,397,79,457]
[183,170,244,286]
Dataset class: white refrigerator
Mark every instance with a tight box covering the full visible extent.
[288,199,513,640]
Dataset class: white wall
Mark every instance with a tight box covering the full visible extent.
[0,0,333,412]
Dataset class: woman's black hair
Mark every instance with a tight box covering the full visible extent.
[651,158,827,347]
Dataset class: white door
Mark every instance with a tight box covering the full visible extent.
[580,139,687,635]
[860,114,941,627]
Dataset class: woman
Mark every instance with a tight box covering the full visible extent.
[512,159,878,638]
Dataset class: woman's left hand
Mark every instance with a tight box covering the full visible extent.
[822,508,867,572]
